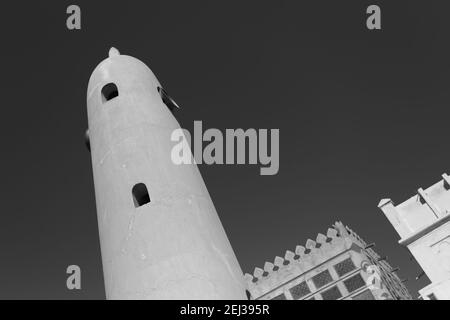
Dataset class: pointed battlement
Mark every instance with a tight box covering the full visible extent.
[245,222,411,300]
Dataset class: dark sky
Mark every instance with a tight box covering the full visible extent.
[1,1,449,299]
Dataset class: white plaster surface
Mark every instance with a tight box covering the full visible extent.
[87,49,246,300]
[379,174,450,299]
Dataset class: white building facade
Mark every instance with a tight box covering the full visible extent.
[379,173,450,300]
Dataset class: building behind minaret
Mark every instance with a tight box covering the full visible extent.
[245,222,411,300]
[379,173,450,300]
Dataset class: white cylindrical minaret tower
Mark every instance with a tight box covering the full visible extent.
[86,48,246,299]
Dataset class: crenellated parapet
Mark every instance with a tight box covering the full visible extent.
[245,222,358,298]
[245,221,412,300]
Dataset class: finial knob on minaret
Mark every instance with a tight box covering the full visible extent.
[109,47,120,57]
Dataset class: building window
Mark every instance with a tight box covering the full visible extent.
[320,286,342,300]
[102,83,119,102]
[352,289,375,300]
[419,194,426,205]
[343,273,366,293]
[334,258,356,277]
[132,183,150,207]
[444,179,450,190]
[312,270,333,289]
[271,293,286,300]
[289,281,311,300]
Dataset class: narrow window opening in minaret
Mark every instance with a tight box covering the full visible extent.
[132,183,150,207]
[157,86,179,112]
[101,83,119,102]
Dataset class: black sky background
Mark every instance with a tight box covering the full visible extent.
[0,1,449,299]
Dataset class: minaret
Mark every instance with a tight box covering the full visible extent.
[86,48,246,299]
